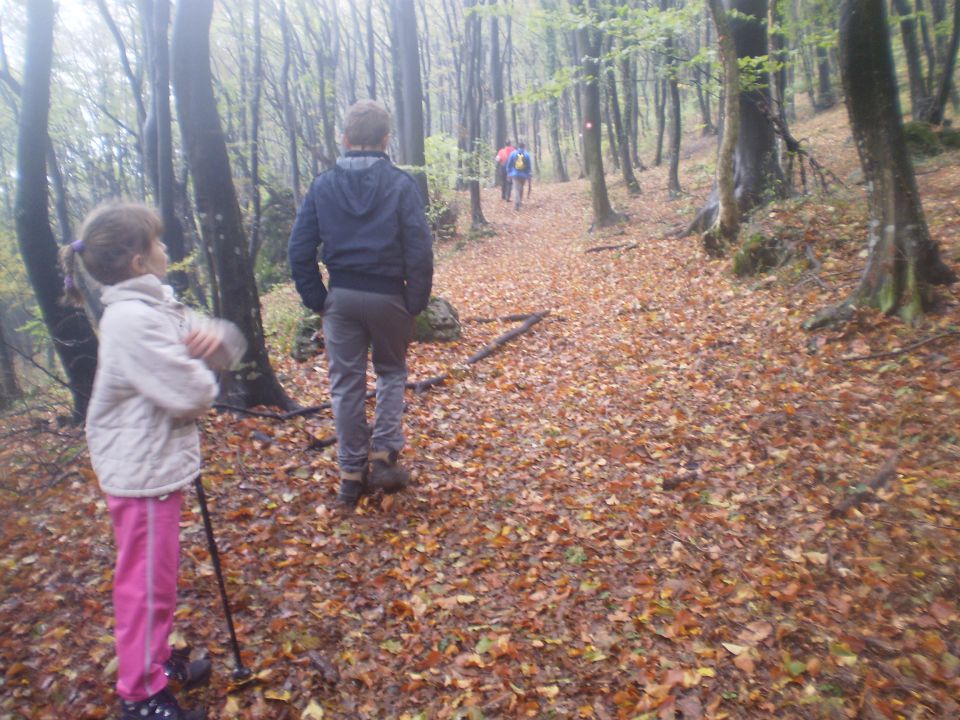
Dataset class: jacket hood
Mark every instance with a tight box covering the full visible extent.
[101,274,175,306]
[331,152,392,218]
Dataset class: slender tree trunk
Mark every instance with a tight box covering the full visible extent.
[893,0,935,119]
[654,77,666,166]
[703,0,741,253]
[836,0,956,322]
[606,57,639,193]
[0,310,20,409]
[574,0,620,228]
[279,0,301,203]
[172,0,292,409]
[16,0,97,421]
[544,9,569,181]
[249,0,263,259]
[490,4,507,151]
[465,0,487,227]
[366,0,377,99]
[927,0,960,124]
[396,0,427,200]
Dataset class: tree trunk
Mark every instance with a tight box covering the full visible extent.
[142,0,188,294]
[653,77,666,166]
[838,0,956,321]
[465,0,487,228]
[926,0,960,124]
[366,0,377,99]
[249,0,263,259]
[606,58,640,193]
[690,0,784,237]
[893,0,935,119]
[172,0,292,409]
[574,0,620,228]
[0,310,21,410]
[279,0,301,204]
[15,0,97,422]
[544,9,569,182]
[396,0,428,198]
[490,4,507,152]
[703,0,741,253]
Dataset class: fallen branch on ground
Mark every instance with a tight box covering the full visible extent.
[585,243,639,253]
[831,452,898,517]
[215,311,550,420]
[838,331,960,362]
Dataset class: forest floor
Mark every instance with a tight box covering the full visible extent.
[2,106,960,720]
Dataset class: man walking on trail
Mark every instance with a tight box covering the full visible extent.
[495,140,515,201]
[288,99,434,510]
[507,142,532,210]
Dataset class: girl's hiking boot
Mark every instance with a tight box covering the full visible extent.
[120,687,205,719]
[367,450,410,494]
[164,646,212,690]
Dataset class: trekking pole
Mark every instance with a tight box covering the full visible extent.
[193,476,254,685]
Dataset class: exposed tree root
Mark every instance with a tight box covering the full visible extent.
[831,452,898,517]
[838,331,960,362]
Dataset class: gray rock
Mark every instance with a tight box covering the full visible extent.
[292,312,324,361]
[414,297,462,342]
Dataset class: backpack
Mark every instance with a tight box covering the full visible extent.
[514,152,527,171]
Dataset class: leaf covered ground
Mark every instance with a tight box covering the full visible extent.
[2,107,960,719]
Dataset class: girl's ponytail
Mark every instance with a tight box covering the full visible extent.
[59,239,85,307]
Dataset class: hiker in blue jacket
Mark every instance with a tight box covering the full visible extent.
[288,99,434,509]
[506,141,533,210]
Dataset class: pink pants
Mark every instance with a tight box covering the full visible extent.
[107,491,182,702]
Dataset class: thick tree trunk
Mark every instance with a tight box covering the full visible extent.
[172,0,292,409]
[690,0,784,237]
[837,0,956,322]
[16,0,97,422]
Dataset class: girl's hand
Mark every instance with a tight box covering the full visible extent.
[185,328,227,368]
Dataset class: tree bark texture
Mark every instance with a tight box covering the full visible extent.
[172,0,292,409]
[689,0,784,236]
[15,0,98,421]
[839,0,956,320]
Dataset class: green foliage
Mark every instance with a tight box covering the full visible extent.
[732,233,784,277]
[903,121,942,157]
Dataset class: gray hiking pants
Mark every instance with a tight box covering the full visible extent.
[322,287,414,474]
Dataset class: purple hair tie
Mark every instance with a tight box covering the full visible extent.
[64,275,76,291]
[70,239,84,253]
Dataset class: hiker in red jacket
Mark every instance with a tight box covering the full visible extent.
[495,140,515,201]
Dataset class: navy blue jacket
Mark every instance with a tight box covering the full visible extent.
[288,151,434,316]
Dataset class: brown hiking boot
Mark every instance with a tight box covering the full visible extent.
[367,450,410,494]
[331,470,366,511]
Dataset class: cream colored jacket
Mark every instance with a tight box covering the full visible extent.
[85,275,246,498]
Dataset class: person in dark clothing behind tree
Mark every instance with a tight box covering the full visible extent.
[288,99,434,510]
